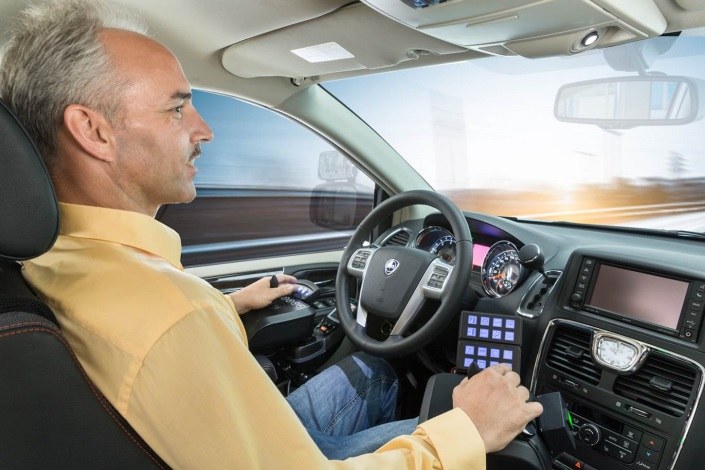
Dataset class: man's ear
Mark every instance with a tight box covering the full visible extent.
[62,104,116,163]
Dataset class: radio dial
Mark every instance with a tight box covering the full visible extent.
[578,423,601,446]
[571,293,583,303]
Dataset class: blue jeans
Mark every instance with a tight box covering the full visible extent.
[286,352,418,460]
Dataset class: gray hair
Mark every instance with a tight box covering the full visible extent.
[0,0,147,168]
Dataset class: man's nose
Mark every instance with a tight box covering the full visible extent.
[192,109,214,143]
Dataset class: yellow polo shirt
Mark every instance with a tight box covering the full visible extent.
[23,202,485,469]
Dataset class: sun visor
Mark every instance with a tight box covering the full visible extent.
[221,3,467,79]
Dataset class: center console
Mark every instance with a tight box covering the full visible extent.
[530,249,705,470]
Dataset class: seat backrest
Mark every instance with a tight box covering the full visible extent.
[0,99,169,469]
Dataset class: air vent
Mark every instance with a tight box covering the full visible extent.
[614,353,699,417]
[546,325,601,385]
[383,229,410,247]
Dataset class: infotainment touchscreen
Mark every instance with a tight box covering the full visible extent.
[587,264,688,330]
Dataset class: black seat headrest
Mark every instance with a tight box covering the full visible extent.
[0,99,59,261]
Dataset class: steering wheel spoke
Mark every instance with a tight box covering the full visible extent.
[389,259,454,336]
[421,259,454,300]
[346,247,377,278]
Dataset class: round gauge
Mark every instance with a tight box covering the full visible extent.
[594,335,640,371]
[415,226,457,265]
[481,241,523,298]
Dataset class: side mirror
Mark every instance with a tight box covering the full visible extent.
[309,182,372,231]
[310,151,372,230]
[554,76,704,129]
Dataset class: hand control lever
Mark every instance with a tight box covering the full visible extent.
[519,244,548,280]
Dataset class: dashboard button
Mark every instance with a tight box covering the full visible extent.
[604,431,637,452]
[623,425,642,442]
[636,446,659,463]
[683,328,698,341]
[684,318,697,330]
[640,434,665,452]
[578,424,601,446]
[627,406,651,419]
[603,440,635,463]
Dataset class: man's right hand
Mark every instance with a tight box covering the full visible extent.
[452,363,543,453]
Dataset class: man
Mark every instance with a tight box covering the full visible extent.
[0,0,542,468]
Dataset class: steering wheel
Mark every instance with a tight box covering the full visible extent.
[335,190,473,357]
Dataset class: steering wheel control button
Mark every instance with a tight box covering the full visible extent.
[427,267,449,289]
[577,423,601,446]
[348,249,374,274]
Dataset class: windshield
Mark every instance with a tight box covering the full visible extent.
[325,32,705,232]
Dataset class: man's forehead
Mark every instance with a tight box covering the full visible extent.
[100,28,190,100]
[100,28,183,75]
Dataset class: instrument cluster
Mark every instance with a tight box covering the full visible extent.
[414,226,523,297]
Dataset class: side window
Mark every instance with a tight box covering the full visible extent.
[159,89,375,266]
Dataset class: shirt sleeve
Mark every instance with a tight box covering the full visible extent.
[124,306,486,469]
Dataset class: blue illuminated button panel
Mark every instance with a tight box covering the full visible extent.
[456,312,523,374]
[460,312,521,344]
[457,340,521,373]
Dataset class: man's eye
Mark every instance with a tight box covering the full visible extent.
[174,106,183,114]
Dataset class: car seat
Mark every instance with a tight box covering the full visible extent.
[0,99,169,469]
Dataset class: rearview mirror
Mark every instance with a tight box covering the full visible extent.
[554,76,703,129]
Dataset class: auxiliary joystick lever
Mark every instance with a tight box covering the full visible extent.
[519,244,548,280]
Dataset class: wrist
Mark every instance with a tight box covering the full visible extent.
[228,291,250,315]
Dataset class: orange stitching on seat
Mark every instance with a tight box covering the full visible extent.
[0,327,169,469]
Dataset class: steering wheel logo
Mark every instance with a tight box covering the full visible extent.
[384,259,400,276]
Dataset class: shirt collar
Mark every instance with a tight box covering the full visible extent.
[58,202,183,270]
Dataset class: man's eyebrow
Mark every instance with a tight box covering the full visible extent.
[170,91,192,101]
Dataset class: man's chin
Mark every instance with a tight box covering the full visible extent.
[166,186,197,205]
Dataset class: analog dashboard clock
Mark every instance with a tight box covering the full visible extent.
[592,333,647,372]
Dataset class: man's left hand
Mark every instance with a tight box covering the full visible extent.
[228,275,297,314]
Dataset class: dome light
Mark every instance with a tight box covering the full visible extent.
[581,31,600,47]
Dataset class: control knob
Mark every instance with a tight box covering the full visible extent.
[571,293,583,303]
[577,423,601,447]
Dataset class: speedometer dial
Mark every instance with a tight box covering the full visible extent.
[481,241,523,298]
[415,226,457,265]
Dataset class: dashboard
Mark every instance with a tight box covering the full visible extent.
[375,211,705,470]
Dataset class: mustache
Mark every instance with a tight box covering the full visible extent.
[189,144,202,161]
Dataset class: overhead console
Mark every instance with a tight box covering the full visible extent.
[362,0,666,57]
